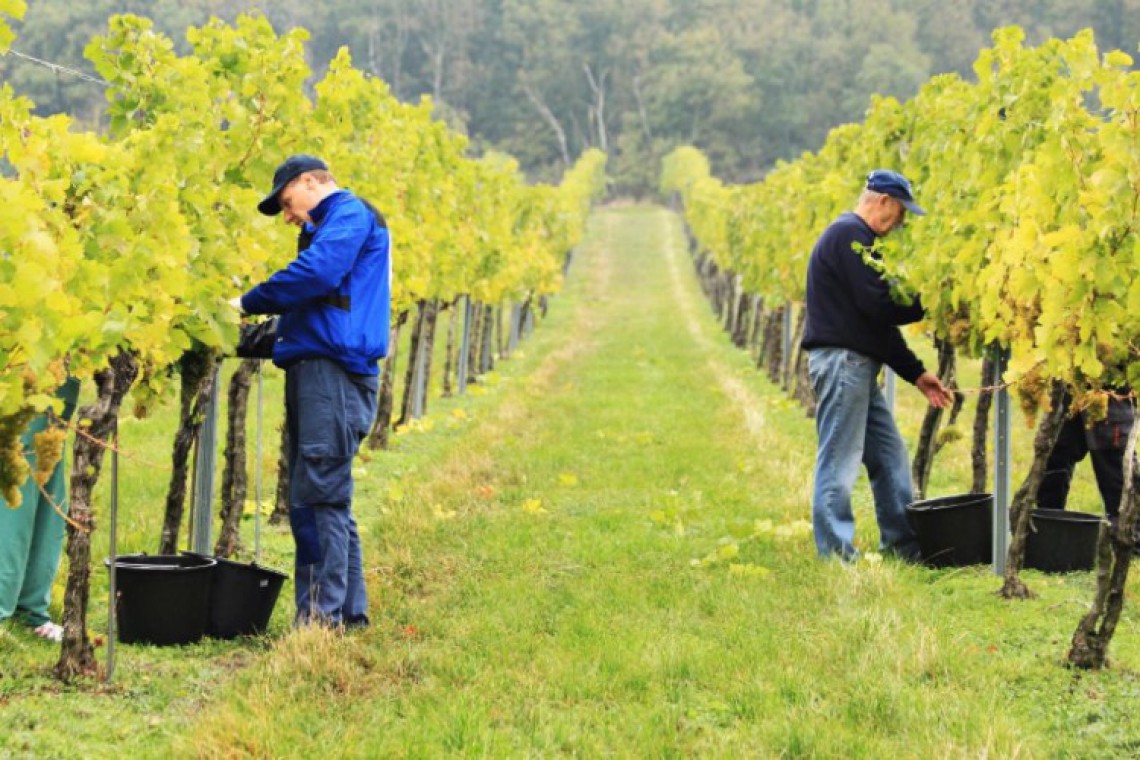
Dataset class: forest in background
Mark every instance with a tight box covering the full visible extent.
[3,0,1139,193]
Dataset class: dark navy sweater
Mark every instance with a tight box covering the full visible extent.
[800,212,926,383]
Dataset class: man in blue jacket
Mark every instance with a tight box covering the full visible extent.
[801,170,954,561]
[236,155,391,628]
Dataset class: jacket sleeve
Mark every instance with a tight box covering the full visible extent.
[241,203,370,315]
[881,329,926,384]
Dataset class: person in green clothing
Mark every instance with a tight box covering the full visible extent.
[0,377,81,642]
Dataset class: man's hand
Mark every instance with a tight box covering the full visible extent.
[228,296,244,314]
[915,371,955,409]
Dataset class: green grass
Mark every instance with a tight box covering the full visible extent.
[3,205,1140,758]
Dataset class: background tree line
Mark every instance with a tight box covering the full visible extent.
[3,0,1138,194]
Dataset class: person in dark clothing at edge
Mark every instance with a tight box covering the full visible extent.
[232,155,391,627]
[1036,390,1137,550]
[801,170,954,561]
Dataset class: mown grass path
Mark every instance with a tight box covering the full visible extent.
[174,205,1140,758]
[6,206,1139,757]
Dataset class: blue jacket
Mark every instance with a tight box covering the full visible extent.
[801,212,926,383]
[241,190,391,375]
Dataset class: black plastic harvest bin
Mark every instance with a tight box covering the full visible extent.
[905,492,993,568]
[183,551,288,638]
[107,552,288,645]
[1024,508,1105,573]
[107,553,216,645]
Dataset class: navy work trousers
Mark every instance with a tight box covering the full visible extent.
[285,358,378,626]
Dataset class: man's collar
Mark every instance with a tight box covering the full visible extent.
[309,189,347,225]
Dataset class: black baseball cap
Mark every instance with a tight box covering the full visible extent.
[865,169,926,216]
[258,154,328,216]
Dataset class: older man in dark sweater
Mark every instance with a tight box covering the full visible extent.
[801,170,954,561]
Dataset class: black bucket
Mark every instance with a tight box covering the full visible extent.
[183,552,288,638]
[1025,509,1105,573]
[107,553,216,645]
[906,493,993,568]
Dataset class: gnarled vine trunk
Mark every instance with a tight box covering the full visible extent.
[467,302,484,383]
[419,299,440,417]
[912,338,958,500]
[215,359,259,558]
[971,353,997,494]
[442,298,459,398]
[761,306,786,384]
[519,296,534,341]
[1068,402,1139,669]
[159,349,222,555]
[479,304,496,373]
[1000,380,1069,600]
[368,311,407,450]
[495,301,506,360]
[794,346,816,417]
[784,306,806,393]
[731,287,751,348]
[55,351,139,682]
[270,422,290,525]
[398,300,429,427]
[722,271,738,335]
[747,295,765,359]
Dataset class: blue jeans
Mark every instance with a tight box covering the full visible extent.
[285,358,378,626]
[807,348,919,560]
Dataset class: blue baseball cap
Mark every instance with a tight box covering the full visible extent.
[866,169,926,216]
[258,154,328,216]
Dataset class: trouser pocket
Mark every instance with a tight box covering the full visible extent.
[293,442,354,507]
[286,359,378,509]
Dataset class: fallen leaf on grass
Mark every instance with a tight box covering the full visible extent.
[650,509,686,535]
[395,419,436,435]
[728,563,772,578]
[717,543,740,561]
[432,504,457,521]
[692,542,741,567]
[521,498,546,514]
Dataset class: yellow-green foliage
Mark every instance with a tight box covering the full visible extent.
[0,0,24,52]
[0,12,606,503]
[665,25,1140,406]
